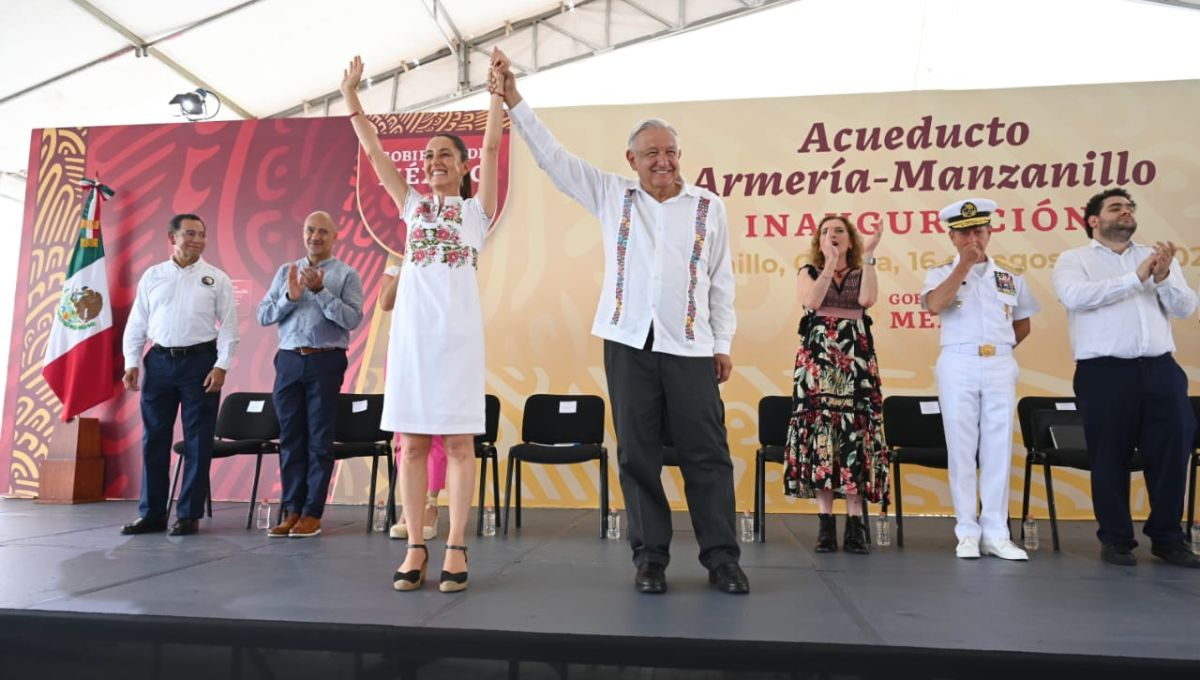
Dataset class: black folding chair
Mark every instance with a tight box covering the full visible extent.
[881,395,948,547]
[475,394,502,535]
[756,395,872,542]
[504,394,608,538]
[1017,396,1145,551]
[1188,397,1200,534]
[169,392,280,530]
[753,396,792,543]
[330,393,395,532]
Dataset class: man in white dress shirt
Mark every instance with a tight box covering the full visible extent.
[922,198,1036,561]
[490,52,747,594]
[1052,188,1199,568]
[120,214,238,536]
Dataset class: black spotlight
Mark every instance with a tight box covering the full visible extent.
[169,88,220,121]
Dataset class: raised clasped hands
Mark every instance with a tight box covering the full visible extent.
[487,48,517,106]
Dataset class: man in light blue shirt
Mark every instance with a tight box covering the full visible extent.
[258,211,364,538]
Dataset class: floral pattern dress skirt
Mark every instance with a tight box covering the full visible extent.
[782,312,889,504]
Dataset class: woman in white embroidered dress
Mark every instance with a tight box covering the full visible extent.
[342,54,503,592]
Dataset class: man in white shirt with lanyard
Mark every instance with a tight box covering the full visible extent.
[922,198,1037,561]
[120,214,239,536]
[490,51,747,594]
[1052,188,1199,568]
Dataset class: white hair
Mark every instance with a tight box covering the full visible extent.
[627,118,679,152]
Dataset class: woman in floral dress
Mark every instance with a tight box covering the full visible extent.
[342,53,504,592]
[783,215,888,554]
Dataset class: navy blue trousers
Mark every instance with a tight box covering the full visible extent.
[273,349,347,518]
[139,346,219,521]
[1073,354,1195,548]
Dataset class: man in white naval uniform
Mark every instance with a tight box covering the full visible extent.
[922,198,1038,560]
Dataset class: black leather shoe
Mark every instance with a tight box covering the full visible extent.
[843,516,870,555]
[120,517,167,535]
[708,562,749,594]
[635,562,667,594]
[1150,542,1200,569]
[1100,543,1136,566]
[815,514,837,553]
[168,519,200,536]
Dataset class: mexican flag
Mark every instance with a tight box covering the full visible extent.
[42,178,116,421]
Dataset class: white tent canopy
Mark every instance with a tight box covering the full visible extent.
[1,0,1199,412]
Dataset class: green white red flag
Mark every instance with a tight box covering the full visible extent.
[42,177,116,421]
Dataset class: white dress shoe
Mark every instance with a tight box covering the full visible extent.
[389,521,408,540]
[980,538,1029,561]
[955,537,981,559]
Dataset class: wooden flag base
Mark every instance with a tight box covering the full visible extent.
[36,417,104,504]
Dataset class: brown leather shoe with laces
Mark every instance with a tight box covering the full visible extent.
[268,512,300,538]
[289,515,321,538]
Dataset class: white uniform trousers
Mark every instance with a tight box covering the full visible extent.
[935,348,1018,542]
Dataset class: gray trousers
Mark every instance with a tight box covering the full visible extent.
[603,337,739,570]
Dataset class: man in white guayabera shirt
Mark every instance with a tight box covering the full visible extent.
[1052,187,1198,569]
[489,50,747,596]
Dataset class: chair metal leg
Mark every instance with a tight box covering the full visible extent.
[1043,463,1061,551]
[206,492,213,518]
[861,497,871,544]
[476,453,488,536]
[893,461,905,548]
[367,455,380,532]
[503,455,515,536]
[599,454,609,539]
[491,453,500,521]
[386,452,397,526]
[1020,456,1033,541]
[754,451,766,543]
[167,454,184,519]
[515,459,523,528]
[246,453,264,530]
[1187,454,1198,534]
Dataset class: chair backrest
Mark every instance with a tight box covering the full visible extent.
[881,396,946,449]
[475,394,501,446]
[520,394,606,445]
[1030,407,1086,451]
[758,396,792,447]
[333,393,389,444]
[1017,396,1078,451]
[217,392,280,441]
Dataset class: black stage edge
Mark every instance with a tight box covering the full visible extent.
[1,500,1197,679]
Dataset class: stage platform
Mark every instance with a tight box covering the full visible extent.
[0,498,1197,679]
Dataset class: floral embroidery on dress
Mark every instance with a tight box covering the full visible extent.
[683,197,710,341]
[407,197,477,269]
[610,189,636,325]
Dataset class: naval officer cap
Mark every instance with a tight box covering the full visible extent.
[939,198,996,230]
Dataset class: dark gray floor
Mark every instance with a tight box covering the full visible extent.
[1,498,1197,679]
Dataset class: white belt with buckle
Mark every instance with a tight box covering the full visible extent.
[942,343,1013,356]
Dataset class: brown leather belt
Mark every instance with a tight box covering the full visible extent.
[289,347,342,356]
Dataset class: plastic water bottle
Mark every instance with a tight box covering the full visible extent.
[482,506,497,537]
[373,500,388,532]
[255,499,271,530]
[874,512,891,547]
[1023,515,1039,551]
[738,511,755,543]
[1190,523,1200,556]
[606,508,621,540]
